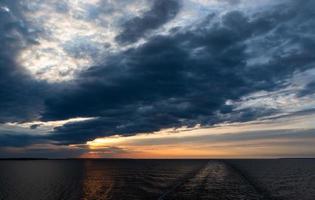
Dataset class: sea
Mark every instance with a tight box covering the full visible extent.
[0,159,313,200]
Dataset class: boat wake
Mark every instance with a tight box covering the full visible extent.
[159,161,266,200]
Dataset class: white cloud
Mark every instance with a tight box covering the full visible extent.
[3,117,96,135]
[0,5,10,12]
[229,68,315,114]
[17,0,150,82]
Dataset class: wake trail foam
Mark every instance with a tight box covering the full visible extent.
[158,161,210,200]
[159,161,267,200]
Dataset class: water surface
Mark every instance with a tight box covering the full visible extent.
[0,159,281,200]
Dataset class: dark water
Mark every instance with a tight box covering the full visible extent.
[227,159,315,200]
[0,160,264,200]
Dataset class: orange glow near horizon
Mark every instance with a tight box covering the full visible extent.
[80,114,315,158]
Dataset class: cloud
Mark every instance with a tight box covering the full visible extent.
[0,134,44,148]
[0,0,315,155]
[0,58,47,123]
[40,0,315,145]
[0,2,49,123]
[30,124,41,129]
[0,143,85,158]
[299,81,315,96]
[10,0,151,82]
[85,119,315,158]
[115,0,181,44]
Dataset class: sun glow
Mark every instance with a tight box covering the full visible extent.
[85,113,315,158]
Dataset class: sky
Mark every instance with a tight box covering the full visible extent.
[0,0,315,158]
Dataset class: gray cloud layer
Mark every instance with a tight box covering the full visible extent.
[116,0,181,44]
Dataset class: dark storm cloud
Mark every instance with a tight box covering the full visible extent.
[0,133,42,147]
[115,0,181,44]
[42,0,315,144]
[299,81,315,96]
[30,124,41,129]
[0,1,48,123]
[0,58,47,123]
[1,0,315,148]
